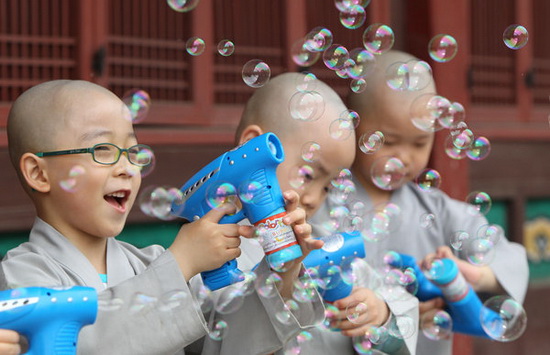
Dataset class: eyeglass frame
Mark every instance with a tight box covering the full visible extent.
[35,142,153,166]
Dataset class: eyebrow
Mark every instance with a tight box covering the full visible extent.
[79,130,136,142]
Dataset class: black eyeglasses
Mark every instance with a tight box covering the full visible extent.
[36,143,153,166]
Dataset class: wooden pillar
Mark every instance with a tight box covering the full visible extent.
[284,0,307,72]
[515,0,533,123]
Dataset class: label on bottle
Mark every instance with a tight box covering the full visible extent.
[254,212,298,254]
[439,272,469,302]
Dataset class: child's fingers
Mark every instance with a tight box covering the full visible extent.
[202,204,237,223]
[283,190,300,211]
[283,207,306,226]
[0,330,21,355]
[419,297,445,315]
[238,225,256,239]
[435,246,454,259]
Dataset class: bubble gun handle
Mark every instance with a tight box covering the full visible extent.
[0,286,97,355]
[396,253,498,338]
[303,231,365,302]
[172,133,302,290]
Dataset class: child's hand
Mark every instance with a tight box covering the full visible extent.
[0,329,21,355]
[422,246,502,293]
[419,297,446,319]
[282,190,323,256]
[169,204,255,281]
[329,287,390,337]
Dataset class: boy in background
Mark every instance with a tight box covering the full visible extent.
[312,50,529,354]
[0,80,319,355]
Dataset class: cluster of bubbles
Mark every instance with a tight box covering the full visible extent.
[122,89,151,124]
[138,185,184,220]
[385,59,433,91]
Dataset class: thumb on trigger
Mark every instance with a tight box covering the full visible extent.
[202,203,237,222]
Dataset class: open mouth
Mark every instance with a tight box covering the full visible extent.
[104,190,130,212]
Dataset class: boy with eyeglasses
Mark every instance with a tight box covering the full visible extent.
[0,80,320,354]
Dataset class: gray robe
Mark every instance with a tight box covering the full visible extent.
[310,180,529,355]
[0,218,325,355]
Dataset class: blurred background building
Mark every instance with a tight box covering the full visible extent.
[0,0,548,353]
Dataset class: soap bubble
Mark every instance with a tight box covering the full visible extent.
[420,213,436,229]
[503,24,529,50]
[242,59,271,88]
[238,180,263,204]
[363,203,401,241]
[370,156,406,190]
[440,101,465,129]
[319,264,342,290]
[256,272,283,298]
[428,34,458,63]
[217,39,235,56]
[450,230,470,251]
[339,4,366,29]
[97,295,124,312]
[208,320,229,341]
[289,164,314,189]
[346,302,368,324]
[451,128,474,150]
[480,295,527,342]
[60,165,86,192]
[477,224,503,245]
[197,285,213,313]
[205,182,238,210]
[340,109,361,128]
[289,91,325,121]
[389,315,416,339]
[186,37,205,56]
[158,290,188,311]
[129,293,158,314]
[295,72,319,92]
[465,191,492,216]
[304,27,334,52]
[401,268,419,295]
[276,300,300,324]
[444,134,468,160]
[351,78,367,93]
[139,185,183,221]
[466,136,491,161]
[407,60,433,91]
[334,0,371,12]
[352,335,373,354]
[415,169,441,192]
[383,250,402,269]
[323,44,350,70]
[122,89,151,124]
[410,93,450,132]
[215,286,245,314]
[167,0,199,12]
[347,48,376,79]
[464,237,495,266]
[423,259,446,281]
[329,118,354,141]
[292,276,318,302]
[385,61,410,91]
[134,146,156,178]
[421,310,453,340]
[291,38,321,67]
[363,23,394,55]
[301,142,321,163]
[359,131,385,154]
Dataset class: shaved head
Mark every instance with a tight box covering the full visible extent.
[7,80,121,174]
[236,72,347,143]
[348,50,437,128]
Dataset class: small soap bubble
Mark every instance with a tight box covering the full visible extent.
[385,61,410,91]
[352,335,373,354]
[208,320,229,341]
[197,285,213,313]
[370,156,406,190]
[289,91,325,121]
[329,118,354,141]
[323,44,350,70]
[336,65,350,79]
[167,0,199,12]
[186,37,205,56]
[205,182,238,210]
[215,287,244,315]
[390,315,417,339]
[122,89,151,124]
[334,0,371,12]
[351,78,367,93]
[319,264,342,290]
[383,250,402,269]
[420,213,436,228]
[135,146,156,178]
[60,165,86,192]
[289,164,314,189]
[480,295,527,342]
[440,101,465,129]
[276,300,299,324]
[402,268,419,295]
[242,59,271,88]
[238,180,263,204]
[346,302,368,324]
[466,136,491,161]
[424,259,445,281]
[347,48,376,79]
[503,24,529,50]
[339,4,366,29]
[421,310,453,340]
[450,230,470,251]
[465,191,492,216]
[295,72,318,92]
[304,27,334,52]
[359,131,385,154]
[410,93,449,132]
[256,272,283,298]
[444,134,468,160]
[291,38,321,67]
[477,224,503,245]
[236,271,257,297]
[407,60,433,91]
[366,326,389,345]
[292,277,317,302]
[217,39,235,56]
[428,34,458,63]
[362,23,394,55]
[129,293,158,314]
[363,203,401,241]
[301,141,322,162]
[158,290,188,311]
[97,296,124,312]
[139,185,182,221]
[464,237,495,266]
[452,128,474,150]
[340,109,361,128]
[415,169,441,192]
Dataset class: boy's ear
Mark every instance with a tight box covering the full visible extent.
[20,153,51,193]
[238,124,264,145]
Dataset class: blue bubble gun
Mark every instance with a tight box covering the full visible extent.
[303,231,365,302]
[0,286,97,355]
[394,253,498,338]
[171,133,302,290]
